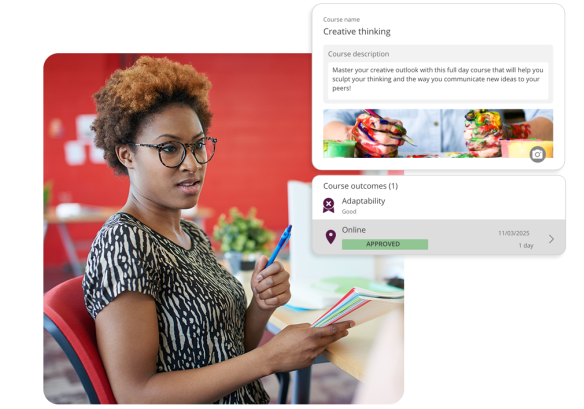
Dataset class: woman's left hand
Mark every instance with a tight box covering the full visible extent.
[250,255,291,311]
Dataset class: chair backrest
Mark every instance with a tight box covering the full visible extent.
[43,276,117,404]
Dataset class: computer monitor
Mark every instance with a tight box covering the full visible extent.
[287,181,376,308]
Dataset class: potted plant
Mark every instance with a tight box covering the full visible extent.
[43,180,53,214]
[213,207,274,274]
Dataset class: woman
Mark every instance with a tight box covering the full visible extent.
[82,56,353,404]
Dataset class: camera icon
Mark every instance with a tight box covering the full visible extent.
[530,146,546,163]
[532,149,542,159]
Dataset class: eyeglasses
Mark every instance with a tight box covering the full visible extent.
[132,137,217,167]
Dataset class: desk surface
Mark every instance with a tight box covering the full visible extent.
[239,261,385,382]
[43,206,214,224]
[43,206,120,224]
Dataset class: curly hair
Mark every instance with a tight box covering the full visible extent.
[91,56,213,175]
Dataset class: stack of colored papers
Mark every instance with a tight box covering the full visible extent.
[311,287,404,328]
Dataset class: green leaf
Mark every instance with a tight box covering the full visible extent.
[212,207,275,253]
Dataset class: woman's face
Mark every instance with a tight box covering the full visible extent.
[127,104,207,211]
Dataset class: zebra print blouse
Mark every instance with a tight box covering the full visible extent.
[82,212,270,404]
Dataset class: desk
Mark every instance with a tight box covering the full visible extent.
[239,264,389,404]
[44,207,120,277]
[44,206,214,276]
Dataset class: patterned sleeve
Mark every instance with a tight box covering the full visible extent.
[83,222,162,320]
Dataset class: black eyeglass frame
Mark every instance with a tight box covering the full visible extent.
[131,136,218,167]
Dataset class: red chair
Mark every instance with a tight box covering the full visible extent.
[43,276,117,404]
[44,276,290,404]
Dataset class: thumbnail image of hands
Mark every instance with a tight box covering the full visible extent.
[322,108,553,159]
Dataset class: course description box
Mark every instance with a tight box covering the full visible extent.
[324,45,552,104]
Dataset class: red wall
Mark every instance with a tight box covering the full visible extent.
[44,54,358,267]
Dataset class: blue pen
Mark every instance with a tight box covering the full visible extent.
[265,225,292,268]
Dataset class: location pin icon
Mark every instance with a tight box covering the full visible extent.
[326,230,336,244]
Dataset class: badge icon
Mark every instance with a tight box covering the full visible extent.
[323,198,335,213]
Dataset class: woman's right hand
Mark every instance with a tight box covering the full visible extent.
[261,321,355,374]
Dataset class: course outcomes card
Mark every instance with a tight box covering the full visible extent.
[313,4,564,170]
[313,175,566,255]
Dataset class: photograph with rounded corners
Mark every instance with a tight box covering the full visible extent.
[322,108,553,159]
